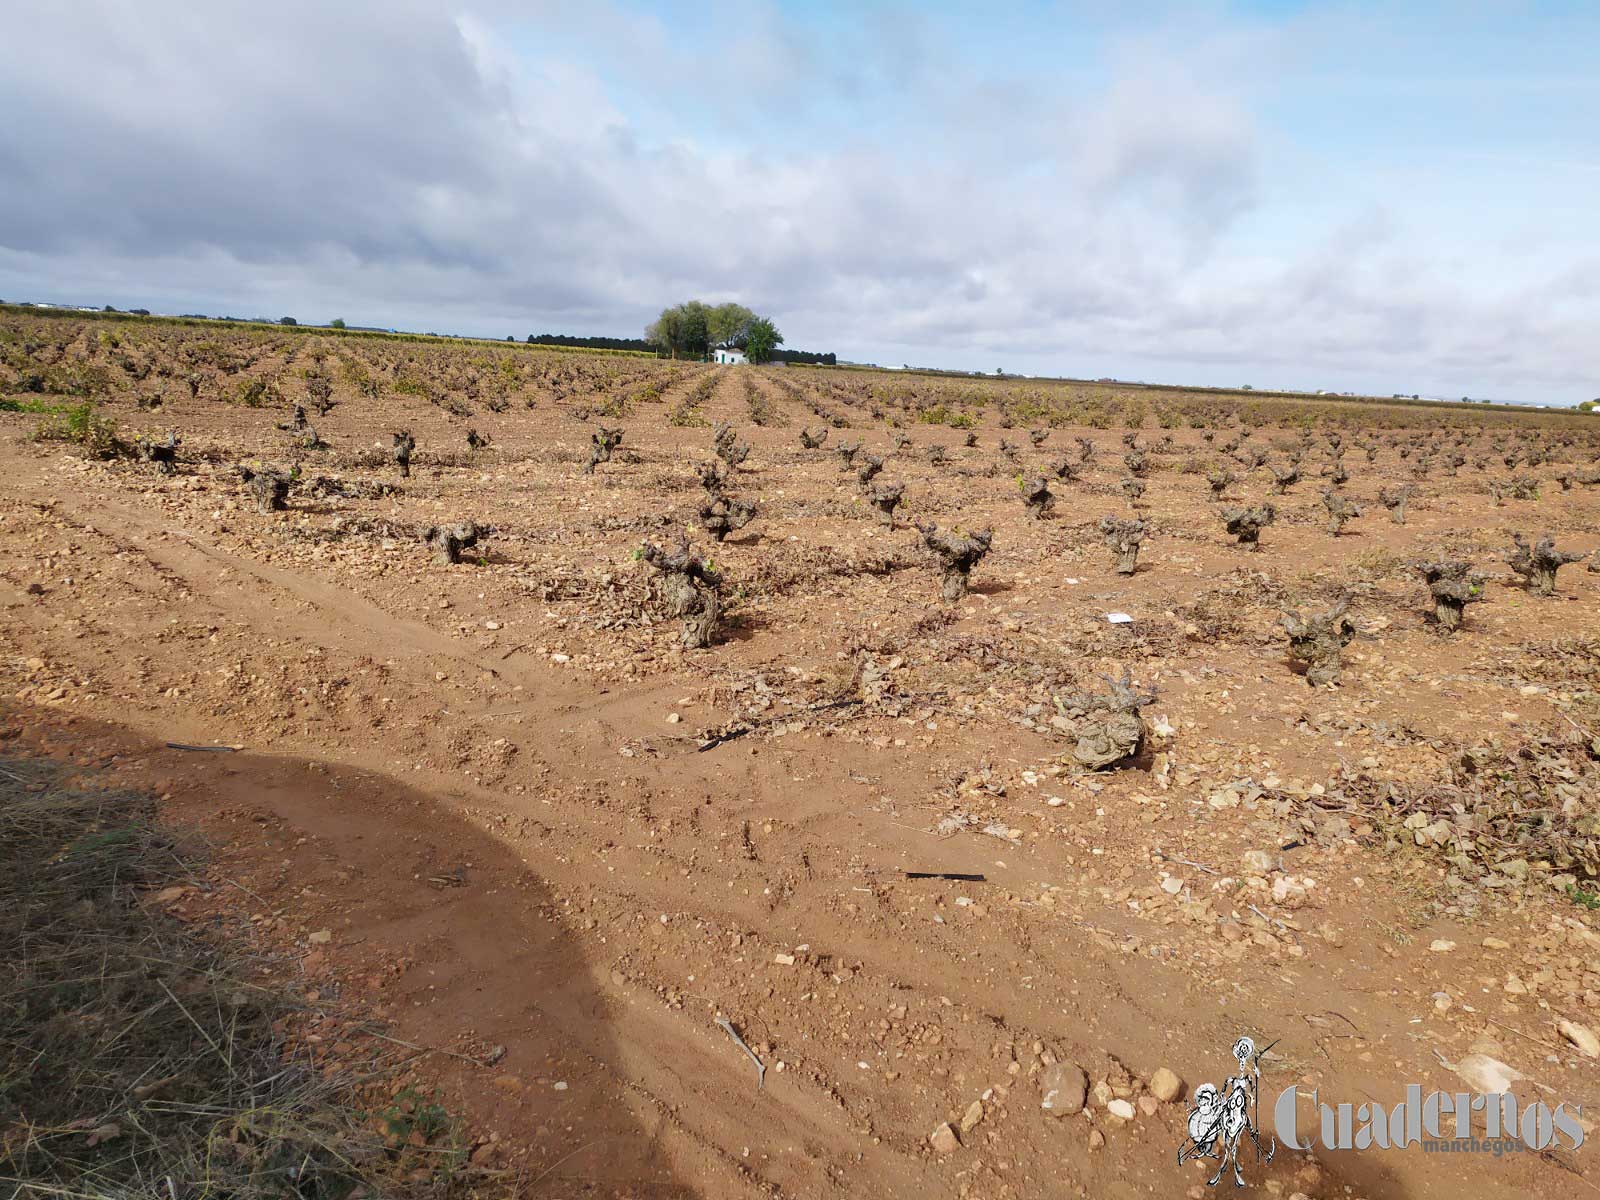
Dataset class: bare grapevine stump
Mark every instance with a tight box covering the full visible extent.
[917,521,993,602]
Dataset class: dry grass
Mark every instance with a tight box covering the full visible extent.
[0,756,467,1200]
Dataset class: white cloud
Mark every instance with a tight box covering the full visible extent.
[1,1,1595,402]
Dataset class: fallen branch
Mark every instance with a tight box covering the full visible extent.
[1483,1014,1563,1054]
[357,1026,497,1069]
[1155,848,1218,875]
[715,1015,766,1088]
[695,690,951,753]
[222,876,268,907]
[1248,903,1288,929]
[696,726,751,753]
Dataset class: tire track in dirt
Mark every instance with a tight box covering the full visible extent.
[16,470,729,751]
[0,467,1016,1194]
[2,460,1174,1195]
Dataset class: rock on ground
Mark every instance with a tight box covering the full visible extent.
[1039,1062,1087,1117]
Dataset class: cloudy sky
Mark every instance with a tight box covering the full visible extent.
[3,1,1597,403]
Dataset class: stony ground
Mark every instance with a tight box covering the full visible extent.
[3,314,1599,1198]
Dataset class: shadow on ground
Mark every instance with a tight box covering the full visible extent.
[2,702,699,1199]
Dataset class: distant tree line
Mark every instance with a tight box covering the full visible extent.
[770,348,836,366]
[527,333,658,352]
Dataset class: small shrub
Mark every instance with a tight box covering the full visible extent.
[1378,483,1414,524]
[1416,560,1485,632]
[713,421,750,469]
[1021,475,1054,518]
[699,494,759,542]
[423,521,486,564]
[917,521,993,601]
[1053,670,1155,770]
[1321,488,1362,535]
[33,402,125,459]
[1282,593,1355,687]
[639,533,724,647]
[1221,504,1275,548]
[1099,516,1147,575]
[0,396,60,415]
[856,452,885,488]
[1506,534,1588,596]
[228,376,277,407]
[391,429,416,478]
[869,481,905,527]
[134,432,181,474]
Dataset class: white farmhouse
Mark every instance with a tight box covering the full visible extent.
[713,347,747,365]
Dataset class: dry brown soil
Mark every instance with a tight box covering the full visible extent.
[3,345,1599,1199]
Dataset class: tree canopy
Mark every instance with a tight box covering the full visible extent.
[707,303,756,348]
[647,300,781,361]
[744,316,783,363]
[646,301,709,358]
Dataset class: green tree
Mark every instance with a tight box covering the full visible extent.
[279,316,298,326]
[330,317,346,329]
[708,302,756,349]
[646,307,684,356]
[647,301,713,358]
[1579,399,1598,413]
[679,301,710,357]
[650,300,790,361]
[744,316,783,364]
